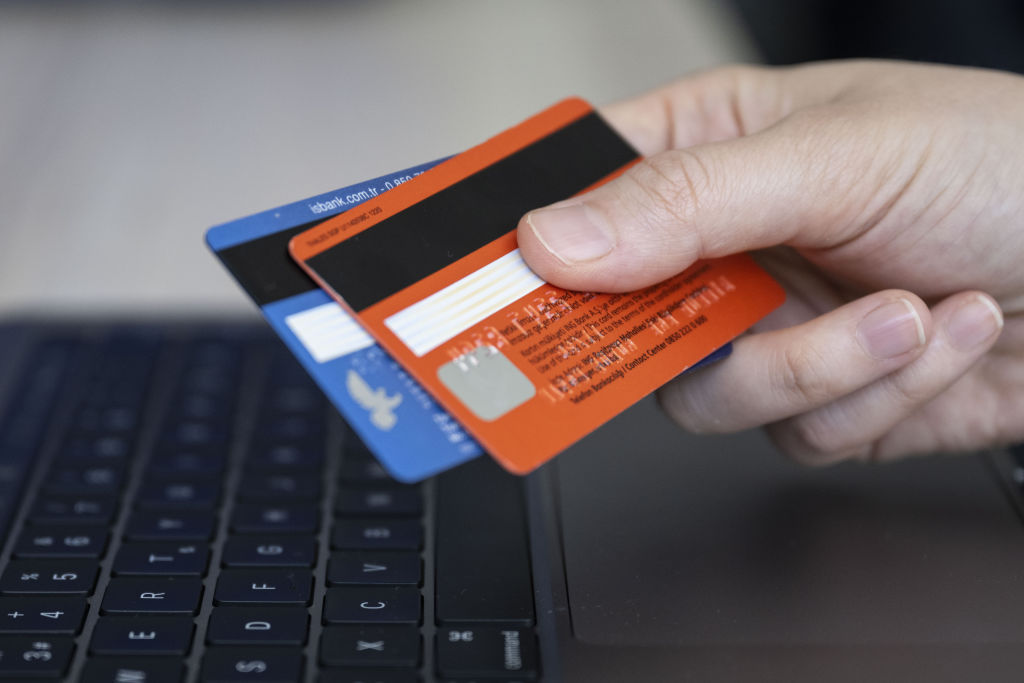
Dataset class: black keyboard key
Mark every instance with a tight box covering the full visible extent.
[44,461,124,496]
[72,404,139,434]
[0,560,98,596]
[90,615,195,655]
[206,607,308,646]
[137,478,221,509]
[113,542,210,576]
[435,626,539,680]
[435,459,534,625]
[334,488,422,517]
[0,635,74,678]
[59,432,133,460]
[259,415,323,441]
[323,587,421,625]
[214,570,312,606]
[181,367,236,397]
[248,444,323,471]
[318,671,419,683]
[237,473,320,501]
[179,368,234,398]
[148,448,227,477]
[28,495,117,525]
[0,598,86,634]
[174,392,225,421]
[12,525,108,559]
[125,510,216,541]
[200,647,304,682]
[230,504,318,534]
[327,552,421,586]
[165,419,227,447]
[331,520,422,551]
[320,625,420,668]
[267,385,321,414]
[222,537,316,568]
[338,458,393,484]
[0,484,17,551]
[81,657,185,683]
[101,577,203,615]
[0,344,73,541]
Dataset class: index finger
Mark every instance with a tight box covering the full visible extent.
[598,62,868,155]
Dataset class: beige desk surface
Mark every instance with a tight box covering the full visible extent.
[0,1,754,315]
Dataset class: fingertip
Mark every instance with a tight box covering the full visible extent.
[655,375,718,435]
[942,291,1003,353]
[515,208,586,289]
[516,200,653,293]
[853,291,931,362]
[523,204,614,266]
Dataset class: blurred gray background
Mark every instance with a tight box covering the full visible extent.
[5,1,1021,318]
[0,1,754,315]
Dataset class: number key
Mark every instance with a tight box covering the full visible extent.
[0,597,86,634]
[0,560,98,596]
[13,525,108,559]
[0,636,75,678]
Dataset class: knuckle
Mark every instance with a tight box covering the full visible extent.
[797,413,866,459]
[937,384,1004,451]
[772,415,871,466]
[858,440,897,464]
[789,415,839,459]
[703,63,766,87]
[880,376,932,411]
[656,384,721,435]
[773,343,836,408]
[626,150,712,229]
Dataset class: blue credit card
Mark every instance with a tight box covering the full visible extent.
[206,160,482,482]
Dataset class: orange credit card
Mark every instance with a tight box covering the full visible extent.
[290,98,785,474]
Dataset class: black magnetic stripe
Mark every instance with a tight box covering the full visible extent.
[217,221,321,306]
[306,111,640,312]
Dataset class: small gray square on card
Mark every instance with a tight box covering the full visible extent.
[437,345,535,421]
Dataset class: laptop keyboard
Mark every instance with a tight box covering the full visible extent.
[0,323,539,682]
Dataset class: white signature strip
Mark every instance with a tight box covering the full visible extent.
[285,301,374,363]
[385,249,544,357]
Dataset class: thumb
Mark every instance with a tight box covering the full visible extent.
[517,107,914,292]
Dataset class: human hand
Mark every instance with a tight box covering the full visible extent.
[517,60,1024,464]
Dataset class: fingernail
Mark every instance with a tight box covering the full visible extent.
[857,298,926,359]
[946,295,1003,352]
[526,204,614,265]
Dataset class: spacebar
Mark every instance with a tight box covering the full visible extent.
[435,457,535,624]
